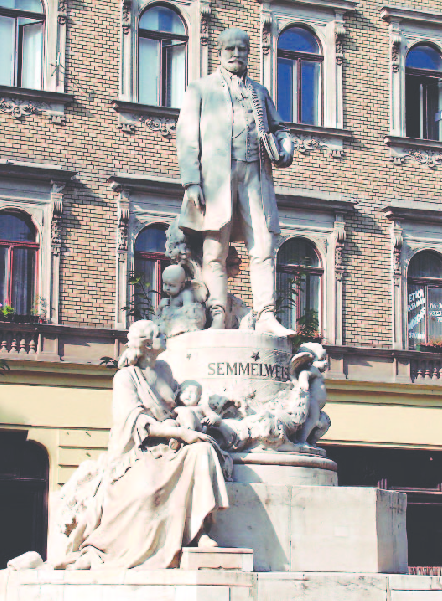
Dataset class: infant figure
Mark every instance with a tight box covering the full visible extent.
[155,265,207,338]
[175,381,230,432]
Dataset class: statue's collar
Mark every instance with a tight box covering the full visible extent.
[219,66,249,85]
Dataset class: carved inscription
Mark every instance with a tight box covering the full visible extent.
[208,362,289,381]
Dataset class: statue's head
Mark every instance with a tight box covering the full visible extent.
[218,28,250,75]
[162,264,187,297]
[118,320,163,368]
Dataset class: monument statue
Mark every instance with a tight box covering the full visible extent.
[176,28,295,336]
[46,321,229,570]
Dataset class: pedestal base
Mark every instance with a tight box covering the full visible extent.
[180,548,253,571]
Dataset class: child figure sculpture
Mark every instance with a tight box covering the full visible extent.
[175,381,233,432]
[289,342,331,447]
[155,265,207,339]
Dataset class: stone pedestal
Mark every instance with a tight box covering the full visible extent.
[160,330,292,403]
[211,484,408,573]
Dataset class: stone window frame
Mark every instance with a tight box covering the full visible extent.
[115,0,211,134]
[276,187,355,345]
[0,0,72,125]
[259,0,356,158]
[383,202,442,350]
[0,160,75,325]
[382,6,442,167]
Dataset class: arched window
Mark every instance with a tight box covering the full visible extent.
[277,26,323,125]
[408,251,442,348]
[0,211,38,315]
[276,237,322,333]
[406,44,442,141]
[0,0,45,89]
[134,224,169,316]
[138,4,187,108]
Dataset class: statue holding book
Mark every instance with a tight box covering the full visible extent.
[176,27,295,336]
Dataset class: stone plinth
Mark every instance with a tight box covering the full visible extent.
[180,548,253,571]
[160,330,292,403]
[211,484,407,573]
[231,451,337,486]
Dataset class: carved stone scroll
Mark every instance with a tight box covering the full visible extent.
[335,21,346,66]
[122,0,132,35]
[200,0,211,46]
[261,9,272,56]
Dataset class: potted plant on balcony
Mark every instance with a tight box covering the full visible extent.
[0,303,46,325]
[420,338,442,353]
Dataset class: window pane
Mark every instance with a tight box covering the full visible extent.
[0,247,8,305]
[20,20,43,89]
[299,273,321,318]
[278,26,320,54]
[405,74,421,138]
[139,6,185,35]
[0,213,35,242]
[0,0,43,11]
[408,284,426,348]
[276,270,297,330]
[301,60,320,125]
[165,40,186,108]
[428,287,442,343]
[0,16,15,86]
[426,78,441,141]
[135,226,166,253]
[406,45,442,72]
[277,57,295,122]
[134,256,159,315]
[11,247,35,314]
[408,251,442,279]
[139,37,160,105]
[277,237,320,268]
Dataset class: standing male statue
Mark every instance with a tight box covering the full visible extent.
[176,28,295,337]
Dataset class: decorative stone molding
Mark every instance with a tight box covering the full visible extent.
[392,221,403,286]
[116,188,130,256]
[112,100,179,137]
[382,6,442,140]
[288,124,351,158]
[258,0,357,131]
[50,182,65,257]
[386,137,442,169]
[200,0,211,46]
[0,87,73,124]
[333,212,346,281]
[57,0,67,24]
[122,0,132,35]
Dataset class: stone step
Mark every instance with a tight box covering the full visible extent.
[180,547,254,571]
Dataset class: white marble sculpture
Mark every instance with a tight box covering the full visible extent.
[45,321,229,570]
[154,264,207,338]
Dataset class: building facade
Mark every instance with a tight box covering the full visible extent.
[0,0,442,570]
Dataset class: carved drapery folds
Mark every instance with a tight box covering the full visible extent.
[122,0,132,35]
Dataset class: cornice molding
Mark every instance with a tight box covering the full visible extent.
[276,187,355,213]
[382,203,442,224]
[381,5,442,25]
[108,173,183,196]
[0,160,76,183]
[0,85,73,105]
[259,0,358,13]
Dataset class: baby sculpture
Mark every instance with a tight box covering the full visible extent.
[154,264,207,338]
[175,381,235,432]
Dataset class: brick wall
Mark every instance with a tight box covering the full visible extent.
[0,0,440,344]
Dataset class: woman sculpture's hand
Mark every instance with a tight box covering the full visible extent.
[179,428,210,445]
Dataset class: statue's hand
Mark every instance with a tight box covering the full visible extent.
[186,184,206,215]
[179,428,210,445]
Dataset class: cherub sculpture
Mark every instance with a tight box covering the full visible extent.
[175,381,235,432]
[154,264,207,338]
[289,342,331,447]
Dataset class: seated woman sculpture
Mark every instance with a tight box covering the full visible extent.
[51,320,228,570]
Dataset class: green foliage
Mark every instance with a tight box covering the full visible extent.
[123,272,156,321]
[1,304,15,317]
[100,356,118,368]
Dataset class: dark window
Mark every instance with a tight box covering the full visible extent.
[406,44,442,141]
[138,4,187,107]
[325,444,442,569]
[134,224,169,314]
[0,431,48,568]
[277,26,323,125]
[0,0,44,89]
[407,251,442,349]
[276,237,322,333]
[0,211,38,315]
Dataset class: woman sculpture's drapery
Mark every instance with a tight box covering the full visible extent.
[49,321,229,570]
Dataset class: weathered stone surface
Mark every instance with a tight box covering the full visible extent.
[211,484,407,573]
[180,548,253,572]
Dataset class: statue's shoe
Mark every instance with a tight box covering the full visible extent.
[255,313,296,338]
[197,534,219,548]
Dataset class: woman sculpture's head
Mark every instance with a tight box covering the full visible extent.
[118,320,164,368]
